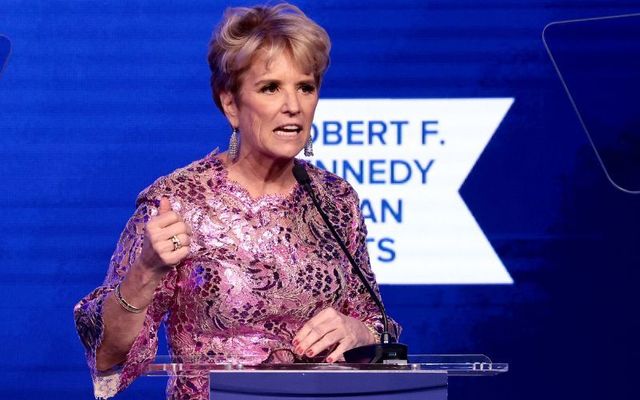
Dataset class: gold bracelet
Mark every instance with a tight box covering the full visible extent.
[363,323,380,343]
[114,283,144,314]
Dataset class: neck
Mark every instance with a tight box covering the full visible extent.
[224,152,297,197]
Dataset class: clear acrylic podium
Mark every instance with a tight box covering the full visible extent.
[144,354,507,399]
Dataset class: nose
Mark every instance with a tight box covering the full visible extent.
[282,89,301,115]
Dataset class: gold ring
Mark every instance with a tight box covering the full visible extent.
[170,235,182,251]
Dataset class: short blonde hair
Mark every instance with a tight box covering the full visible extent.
[207,3,331,113]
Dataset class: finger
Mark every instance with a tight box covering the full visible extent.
[156,234,191,254]
[293,308,339,345]
[325,341,351,364]
[158,197,172,215]
[162,245,190,266]
[294,318,324,350]
[159,222,191,240]
[175,233,191,247]
[306,330,341,358]
[296,323,336,356]
[150,211,182,229]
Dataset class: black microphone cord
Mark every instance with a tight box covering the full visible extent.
[293,163,392,344]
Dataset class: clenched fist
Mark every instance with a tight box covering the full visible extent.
[138,197,192,276]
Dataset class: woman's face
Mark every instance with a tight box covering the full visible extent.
[221,50,319,163]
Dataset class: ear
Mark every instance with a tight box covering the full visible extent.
[220,91,239,128]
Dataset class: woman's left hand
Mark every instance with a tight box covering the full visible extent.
[292,307,376,363]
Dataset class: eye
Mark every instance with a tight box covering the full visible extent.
[299,83,316,94]
[260,82,279,94]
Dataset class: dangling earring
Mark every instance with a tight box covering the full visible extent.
[304,135,314,157]
[228,127,239,161]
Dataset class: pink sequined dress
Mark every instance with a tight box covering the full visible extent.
[74,151,401,399]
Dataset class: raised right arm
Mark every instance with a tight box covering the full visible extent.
[96,197,190,370]
[74,197,191,398]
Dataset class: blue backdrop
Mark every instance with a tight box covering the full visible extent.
[1,1,639,399]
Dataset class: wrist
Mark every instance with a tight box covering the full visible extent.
[129,259,166,287]
[114,282,144,313]
[362,322,380,345]
[118,260,165,308]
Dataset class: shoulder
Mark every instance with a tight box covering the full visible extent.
[136,149,222,207]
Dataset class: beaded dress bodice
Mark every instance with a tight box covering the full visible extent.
[74,152,400,399]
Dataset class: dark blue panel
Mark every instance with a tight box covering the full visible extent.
[544,14,640,192]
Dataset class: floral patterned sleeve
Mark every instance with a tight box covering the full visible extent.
[340,185,402,341]
[73,195,178,399]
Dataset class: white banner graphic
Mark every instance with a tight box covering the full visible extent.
[307,99,514,284]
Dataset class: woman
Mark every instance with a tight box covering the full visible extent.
[74,3,401,399]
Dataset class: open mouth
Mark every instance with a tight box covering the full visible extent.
[273,124,303,137]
